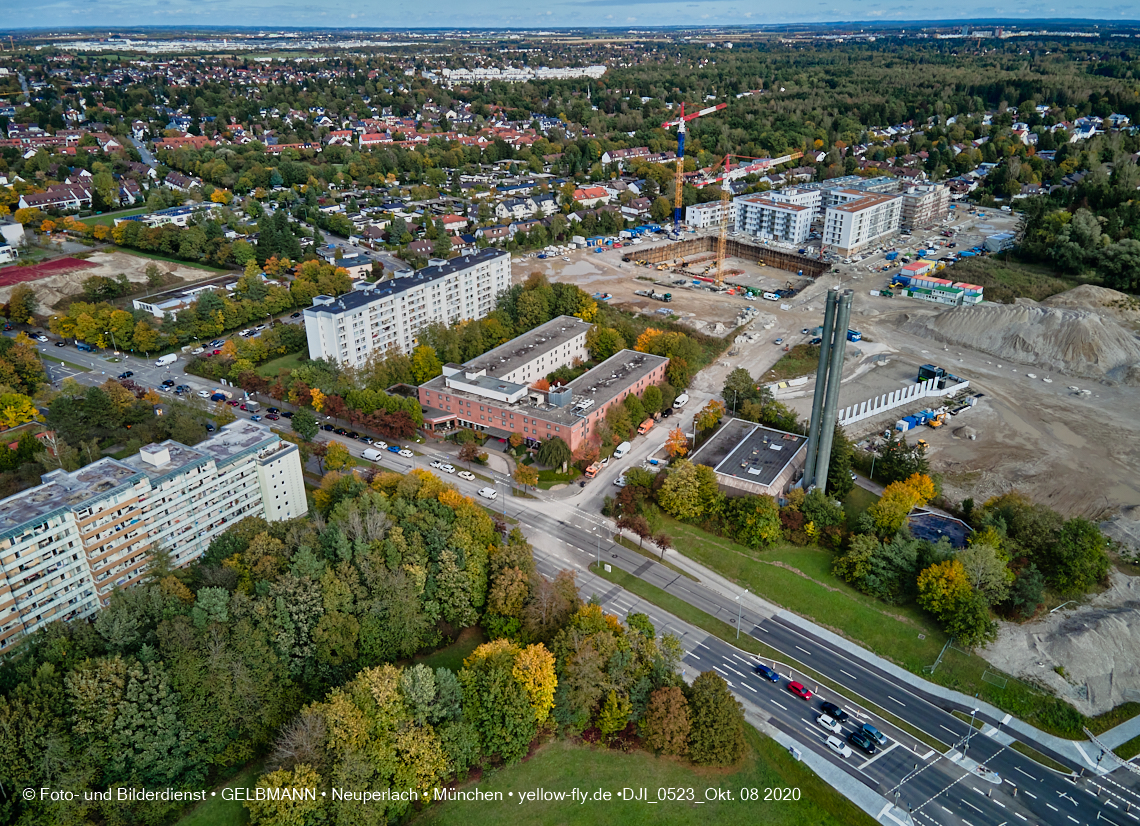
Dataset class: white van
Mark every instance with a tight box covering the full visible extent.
[361,448,384,461]
[154,354,177,367]
[613,441,632,459]
[673,393,690,409]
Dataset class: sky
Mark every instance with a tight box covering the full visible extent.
[3,0,1138,31]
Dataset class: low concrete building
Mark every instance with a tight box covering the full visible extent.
[688,418,808,498]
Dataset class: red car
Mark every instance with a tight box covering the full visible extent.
[227,400,240,407]
[266,413,280,421]
[212,349,222,355]
[239,404,248,411]
[787,681,813,700]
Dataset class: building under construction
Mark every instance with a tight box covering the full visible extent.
[624,236,828,279]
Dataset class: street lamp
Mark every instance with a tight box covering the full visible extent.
[735,588,748,639]
[105,329,118,354]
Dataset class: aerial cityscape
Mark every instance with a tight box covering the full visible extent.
[0,19,1137,826]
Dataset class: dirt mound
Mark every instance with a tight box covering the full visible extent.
[901,301,1140,382]
[1042,285,1140,329]
[983,572,1140,716]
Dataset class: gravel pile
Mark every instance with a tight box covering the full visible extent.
[902,297,1140,383]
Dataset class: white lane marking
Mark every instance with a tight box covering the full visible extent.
[1014,813,1027,821]
[725,665,747,678]
[689,652,701,660]
[1046,803,1059,811]
[1023,790,1037,799]
[744,683,757,692]
[940,725,958,735]
[840,668,858,679]
[962,799,983,814]
[795,645,811,655]
[771,700,787,710]
[887,695,906,706]
[1067,817,1079,824]
[1014,767,1038,781]
[858,741,899,769]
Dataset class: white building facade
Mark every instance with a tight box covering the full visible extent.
[0,421,305,652]
[733,194,814,244]
[304,249,511,366]
[823,193,903,257]
[684,200,728,229]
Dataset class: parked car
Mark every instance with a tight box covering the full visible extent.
[477,487,497,500]
[774,338,783,345]
[118,371,134,379]
[267,407,279,414]
[197,390,210,398]
[399,449,413,458]
[290,312,302,318]
[861,723,888,747]
[227,400,240,407]
[458,471,475,481]
[266,414,280,421]
[334,428,348,436]
[322,424,334,431]
[240,404,249,411]
[754,663,780,682]
[819,702,849,724]
[54,341,67,347]
[817,714,842,734]
[661,407,673,418]
[387,445,400,453]
[847,731,877,755]
[787,681,813,700]
[35,335,49,342]
[209,340,225,348]
[430,460,444,469]
[826,735,852,758]
[250,414,262,421]
[440,464,455,474]
[281,411,294,419]
[161,379,175,387]
[374,441,388,450]
[360,436,373,444]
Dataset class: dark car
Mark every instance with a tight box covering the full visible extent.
[290,312,302,318]
[211,393,227,402]
[847,730,877,755]
[334,428,348,436]
[661,407,673,418]
[266,407,279,414]
[118,371,134,379]
[161,379,175,387]
[227,400,240,407]
[819,701,849,723]
[281,411,294,419]
[54,341,67,347]
[346,431,359,440]
[754,663,780,682]
[322,424,335,432]
[266,413,280,421]
[205,423,216,432]
[810,337,823,346]
[861,723,888,747]
[787,681,813,701]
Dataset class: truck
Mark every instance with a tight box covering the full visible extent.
[584,462,601,479]
[613,441,632,459]
[244,400,261,414]
[885,251,899,261]
[154,354,178,367]
[634,289,673,302]
[637,418,655,436]
[673,393,689,409]
[361,448,385,462]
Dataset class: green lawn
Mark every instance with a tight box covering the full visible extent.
[39,353,91,371]
[762,343,822,383]
[1116,733,1140,761]
[842,486,879,531]
[174,762,261,826]
[411,627,487,673]
[256,350,309,377]
[413,726,872,826]
[79,207,148,227]
[115,248,232,273]
[536,466,581,488]
[947,257,1078,304]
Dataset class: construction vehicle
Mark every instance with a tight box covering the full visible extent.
[584,462,601,479]
[637,418,655,436]
[916,439,929,450]
[926,413,949,428]
[660,102,727,233]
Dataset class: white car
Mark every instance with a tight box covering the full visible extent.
[613,474,628,487]
[440,464,455,474]
[817,714,842,734]
[35,335,49,342]
[399,449,413,458]
[477,487,497,500]
[458,471,475,481]
[375,441,389,450]
[826,735,852,758]
[430,460,444,469]
[197,390,210,398]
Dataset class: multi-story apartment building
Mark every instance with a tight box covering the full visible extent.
[900,183,951,230]
[822,192,903,257]
[304,249,511,366]
[733,193,813,244]
[0,421,305,652]
[684,200,728,229]
[417,316,668,452]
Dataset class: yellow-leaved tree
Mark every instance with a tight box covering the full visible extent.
[512,643,557,724]
[310,387,326,412]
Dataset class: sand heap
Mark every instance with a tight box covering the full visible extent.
[1042,284,1140,330]
[902,298,1140,383]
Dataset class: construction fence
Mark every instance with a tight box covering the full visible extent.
[627,236,829,278]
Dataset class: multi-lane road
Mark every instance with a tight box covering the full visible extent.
[15,327,1140,826]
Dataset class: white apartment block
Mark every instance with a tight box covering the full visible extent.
[684,200,728,229]
[733,193,814,244]
[823,193,903,257]
[768,187,824,215]
[0,421,305,652]
[304,249,511,366]
[901,183,951,229]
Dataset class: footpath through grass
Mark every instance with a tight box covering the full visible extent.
[413,725,872,826]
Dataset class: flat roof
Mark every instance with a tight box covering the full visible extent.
[0,458,143,538]
[831,192,900,213]
[690,418,806,487]
[195,420,279,463]
[737,195,811,211]
[304,248,508,317]
[465,315,591,378]
[421,348,668,427]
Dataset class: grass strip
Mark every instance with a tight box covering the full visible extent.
[613,534,699,582]
[1114,734,1140,762]
[590,562,946,752]
[1008,740,1073,774]
[40,354,91,371]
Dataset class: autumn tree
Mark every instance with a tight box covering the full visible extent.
[868,473,935,537]
[916,559,972,620]
[513,463,538,492]
[665,427,689,458]
[642,686,690,756]
[694,399,726,433]
[460,640,539,764]
[324,441,352,472]
[596,690,633,739]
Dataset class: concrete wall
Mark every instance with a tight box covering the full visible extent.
[629,236,827,278]
[837,379,970,427]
